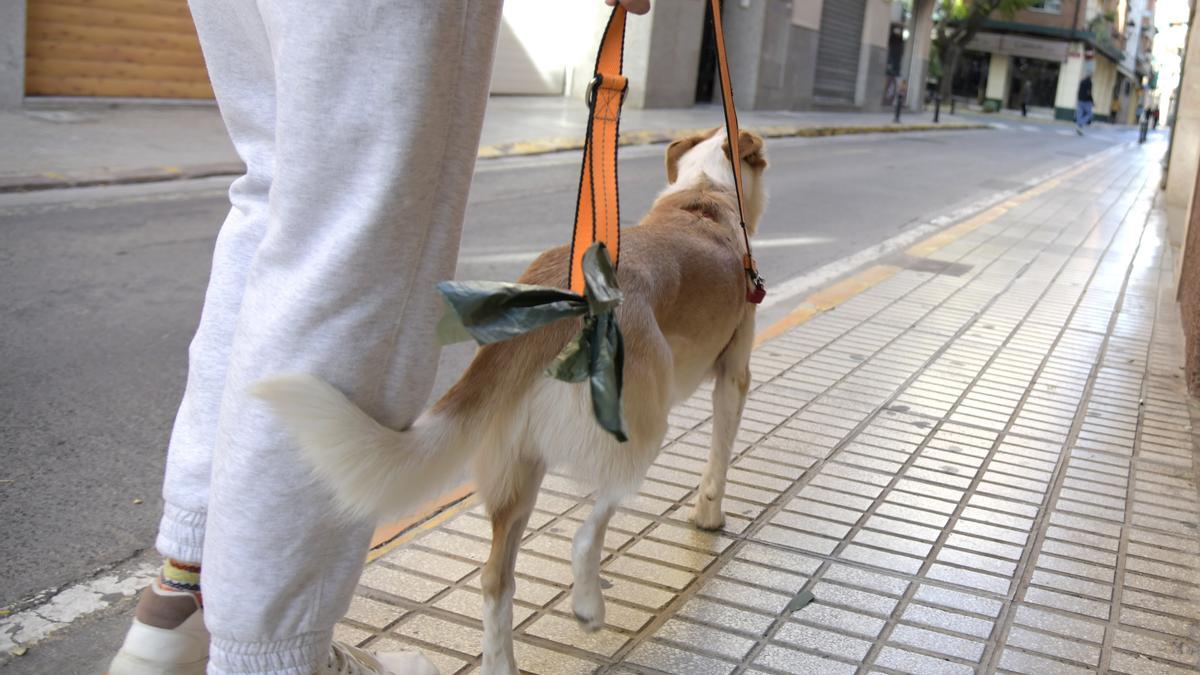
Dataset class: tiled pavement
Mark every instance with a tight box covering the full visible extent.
[337,139,1200,674]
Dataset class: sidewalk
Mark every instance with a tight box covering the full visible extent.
[474,97,984,158]
[333,141,1200,674]
[0,97,986,192]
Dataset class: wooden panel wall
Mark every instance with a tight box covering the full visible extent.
[25,0,213,98]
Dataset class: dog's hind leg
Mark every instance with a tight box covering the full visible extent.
[692,313,755,531]
[571,492,621,632]
[480,458,545,675]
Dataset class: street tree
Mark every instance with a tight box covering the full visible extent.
[934,0,1038,102]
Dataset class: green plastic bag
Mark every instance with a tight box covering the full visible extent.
[437,243,628,441]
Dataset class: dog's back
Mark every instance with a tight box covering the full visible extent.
[426,206,747,505]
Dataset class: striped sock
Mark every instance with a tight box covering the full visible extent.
[158,559,202,605]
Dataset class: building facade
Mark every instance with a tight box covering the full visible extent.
[1162,0,1198,392]
[952,0,1156,123]
[1,0,929,114]
[492,0,926,113]
[718,0,898,111]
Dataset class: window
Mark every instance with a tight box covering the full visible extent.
[1030,0,1063,12]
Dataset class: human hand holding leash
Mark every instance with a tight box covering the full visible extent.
[605,0,651,14]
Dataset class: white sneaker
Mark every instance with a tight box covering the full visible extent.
[319,641,439,675]
[108,585,435,675]
[107,587,208,675]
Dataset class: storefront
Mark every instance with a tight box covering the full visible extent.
[1007,56,1060,109]
[967,31,1071,112]
[951,51,990,101]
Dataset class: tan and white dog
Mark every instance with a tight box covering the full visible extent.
[252,128,768,674]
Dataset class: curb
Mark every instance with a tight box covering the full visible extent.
[0,162,246,194]
[0,122,989,194]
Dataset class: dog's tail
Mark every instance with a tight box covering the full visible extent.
[249,373,470,521]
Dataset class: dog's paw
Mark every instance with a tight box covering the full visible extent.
[481,654,519,675]
[572,588,606,633]
[691,498,726,531]
[572,609,605,633]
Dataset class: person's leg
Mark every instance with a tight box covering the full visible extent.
[200,1,503,673]
[157,0,279,571]
[109,4,278,673]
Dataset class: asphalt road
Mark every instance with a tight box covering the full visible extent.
[0,120,1138,623]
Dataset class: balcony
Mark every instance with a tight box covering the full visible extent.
[1088,13,1127,53]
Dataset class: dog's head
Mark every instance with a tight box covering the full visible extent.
[663,127,768,235]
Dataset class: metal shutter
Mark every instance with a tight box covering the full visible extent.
[25,0,212,99]
[813,0,867,104]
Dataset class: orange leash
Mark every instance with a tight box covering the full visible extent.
[708,0,766,303]
[567,2,765,304]
[568,7,628,294]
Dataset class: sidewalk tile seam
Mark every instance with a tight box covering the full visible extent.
[739,166,1132,662]
[338,143,1200,675]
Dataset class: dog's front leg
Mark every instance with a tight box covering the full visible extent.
[481,460,544,674]
[693,314,754,531]
[571,495,619,632]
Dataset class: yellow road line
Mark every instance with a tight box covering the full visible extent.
[756,152,1103,346]
[754,265,900,347]
[904,207,1007,257]
[367,489,479,562]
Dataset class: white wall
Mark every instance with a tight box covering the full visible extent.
[1054,44,1086,110]
[1092,55,1117,116]
[1121,0,1149,74]
[1166,2,1200,249]
[855,0,892,105]
[986,53,1011,102]
[792,0,823,30]
[492,1,602,95]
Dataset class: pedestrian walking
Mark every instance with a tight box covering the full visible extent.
[1075,74,1094,135]
[1020,78,1033,117]
[106,1,653,674]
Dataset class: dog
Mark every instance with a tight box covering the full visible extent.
[252,127,768,674]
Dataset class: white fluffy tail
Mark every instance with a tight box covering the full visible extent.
[249,373,470,521]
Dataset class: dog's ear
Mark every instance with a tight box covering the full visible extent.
[665,135,703,184]
[723,130,767,171]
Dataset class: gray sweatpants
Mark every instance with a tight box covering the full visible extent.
[156,1,503,672]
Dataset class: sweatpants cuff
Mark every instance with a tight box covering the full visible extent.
[208,630,330,675]
[155,503,207,563]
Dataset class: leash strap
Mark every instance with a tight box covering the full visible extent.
[708,0,765,303]
[567,2,765,303]
[569,7,628,293]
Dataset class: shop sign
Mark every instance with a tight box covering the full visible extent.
[968,32,1071,62]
